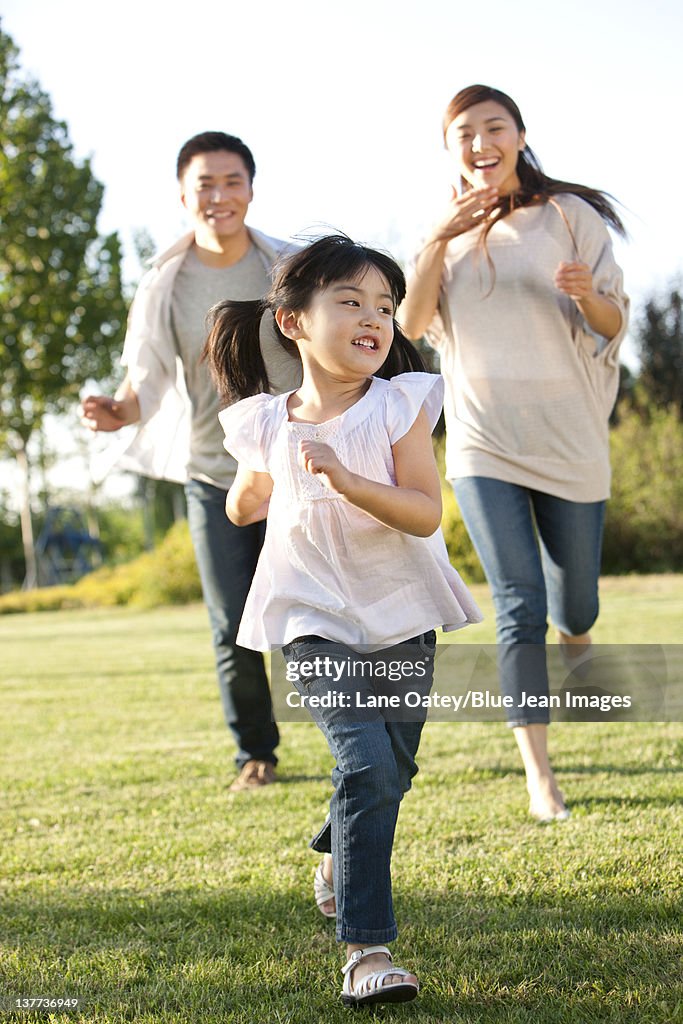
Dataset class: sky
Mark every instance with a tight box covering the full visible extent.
[2,0,683,506]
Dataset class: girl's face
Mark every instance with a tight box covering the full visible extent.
[290,266,395,380]
[445,99,525,195]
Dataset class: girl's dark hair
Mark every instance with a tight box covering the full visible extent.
[443,84,626,240]
[203,234,427,403]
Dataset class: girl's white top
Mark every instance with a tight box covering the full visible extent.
[219,372,483,651]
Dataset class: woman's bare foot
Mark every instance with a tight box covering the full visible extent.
[557,630,591,659]
[513,723,569,822]
[527,773,569,822]
[558,631,593,679]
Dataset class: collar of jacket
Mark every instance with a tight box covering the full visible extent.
[149,226,293,275]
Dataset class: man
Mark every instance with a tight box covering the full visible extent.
[82,132,301,791]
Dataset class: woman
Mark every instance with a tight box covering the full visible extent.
[400,84,629,822]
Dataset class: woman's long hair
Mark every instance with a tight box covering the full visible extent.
[203,234,427,403]
[443,84,627,243]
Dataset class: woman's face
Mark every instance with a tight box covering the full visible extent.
[445,99,525,195]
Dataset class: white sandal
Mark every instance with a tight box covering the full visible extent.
[341,945,419,1008]
[313,860,336,919]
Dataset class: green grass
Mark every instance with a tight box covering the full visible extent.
[1,577,682,1023]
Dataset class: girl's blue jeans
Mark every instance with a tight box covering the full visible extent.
[453,477,605,726]
[282,632,436,944]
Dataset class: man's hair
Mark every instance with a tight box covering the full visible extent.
[176,132,256,183]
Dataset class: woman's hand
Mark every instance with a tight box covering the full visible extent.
[400,185,499,340]
[299,440,353,494]
[554,260,622,340]
[554,261,594,301]
[428,185,499,243]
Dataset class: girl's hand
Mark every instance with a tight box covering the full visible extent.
[299,440,352,493]
[554,261,594,301]
[428,185,499,243]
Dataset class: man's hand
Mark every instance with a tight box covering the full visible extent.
[80,395,130,432]
[80,384,141,432]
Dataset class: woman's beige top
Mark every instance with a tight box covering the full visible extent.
[424,194,629,502]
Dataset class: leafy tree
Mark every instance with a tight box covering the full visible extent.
[0,23,127,585]
[132,226,156,271]
[634,281,683,418]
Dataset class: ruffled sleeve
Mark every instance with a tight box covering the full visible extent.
[217,393,280,473]
[383,372,445,444]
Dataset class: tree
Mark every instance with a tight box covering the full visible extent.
[0,23,127,586]
[634,281,683,418]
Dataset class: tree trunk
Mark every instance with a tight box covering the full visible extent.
[172,486,186,522]
[141,477,155,551]
[17,443,37,590]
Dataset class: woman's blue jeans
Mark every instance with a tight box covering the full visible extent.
[185,479,279,768]
[282,632,436,944]
[453,477,605,726]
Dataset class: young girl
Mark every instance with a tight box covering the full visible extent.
[203,234,482,1008]
[400,84,629,823]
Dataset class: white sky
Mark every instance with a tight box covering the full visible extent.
[2,0,683,507]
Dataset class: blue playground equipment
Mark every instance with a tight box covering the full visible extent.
[34,506,104,586]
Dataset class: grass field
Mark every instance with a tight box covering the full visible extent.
[1,576,682,1023]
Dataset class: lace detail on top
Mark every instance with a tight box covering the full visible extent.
[286,419,349,501]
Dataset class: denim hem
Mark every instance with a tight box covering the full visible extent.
[506,716,551,728]
[235,755,278,769]
[337,925,399,944]
[309,819,332,854]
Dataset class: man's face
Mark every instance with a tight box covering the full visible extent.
[180,150,253,240]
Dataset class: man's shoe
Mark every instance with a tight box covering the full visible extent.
[229,760,277,792]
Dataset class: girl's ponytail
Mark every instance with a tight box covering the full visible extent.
[203,236,431,403]
[203,299,272,403]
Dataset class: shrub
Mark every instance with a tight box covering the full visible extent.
[440,483,486,584]
[0,520,201,615]
[3,406,680,616]
[432,436,485,584]
[603,405,683,573]
[130,519,202,608]
[436,408,683,579]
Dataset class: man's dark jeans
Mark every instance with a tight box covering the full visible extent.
[185,479,278,768]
